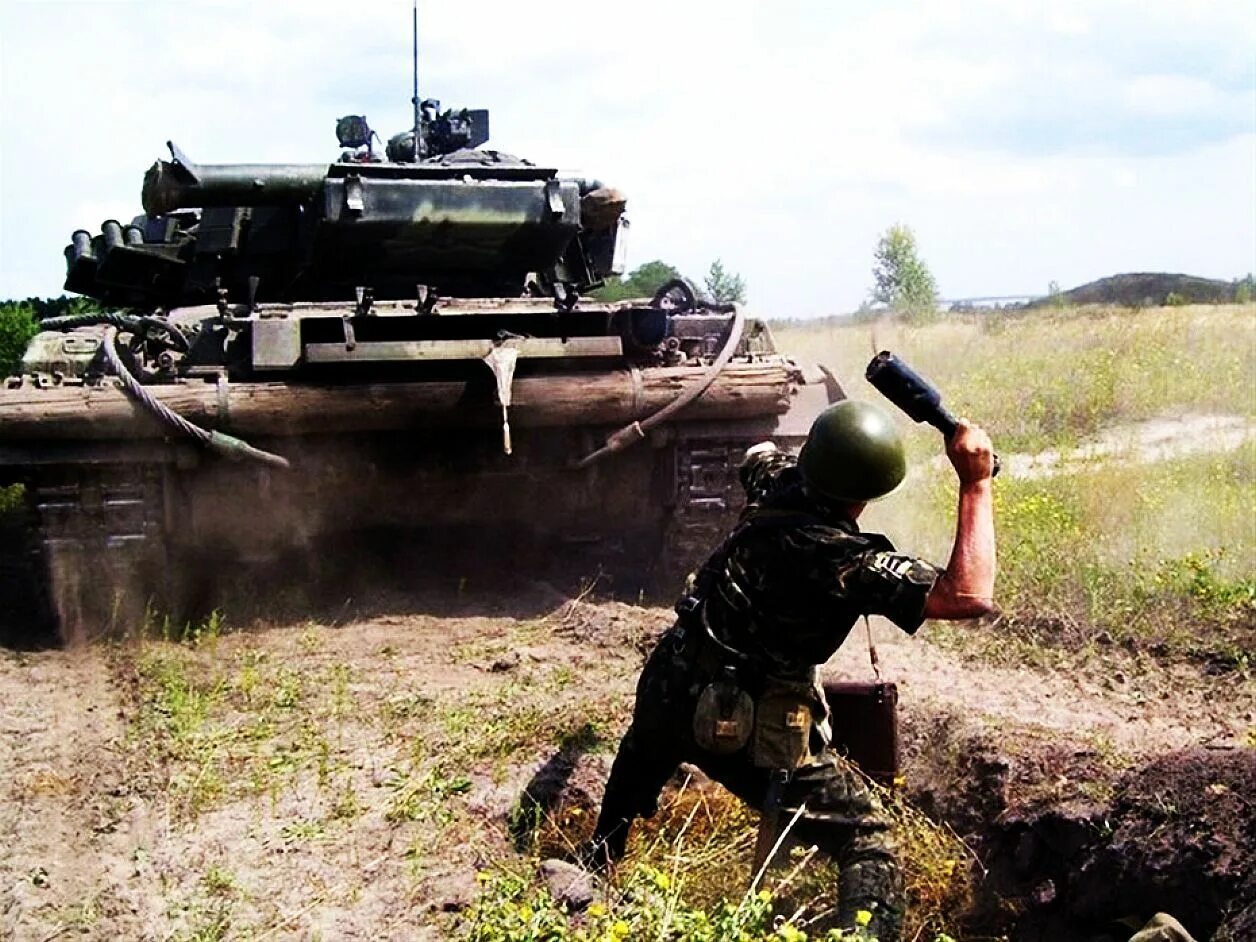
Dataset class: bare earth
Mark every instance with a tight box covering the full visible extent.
[2,586,1252,940]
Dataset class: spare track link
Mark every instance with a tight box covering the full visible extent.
[27,465,168,642]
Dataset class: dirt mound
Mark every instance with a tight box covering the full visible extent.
[1072,748,1256,941]
[900,709,1255,941]
[1030,272,1241,308]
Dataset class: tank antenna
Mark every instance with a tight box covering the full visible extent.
[411,0,421,161]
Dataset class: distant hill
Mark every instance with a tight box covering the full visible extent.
[1034,272,1244,308]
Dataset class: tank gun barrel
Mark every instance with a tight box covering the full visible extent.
[142,142,327,215]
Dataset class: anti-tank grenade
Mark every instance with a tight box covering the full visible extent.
[2,96,839,645]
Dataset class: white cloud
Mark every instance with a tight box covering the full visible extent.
[1,0,1253,315]
[1122,74,1226,117]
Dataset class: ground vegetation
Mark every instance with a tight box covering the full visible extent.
[1,303,1252,940]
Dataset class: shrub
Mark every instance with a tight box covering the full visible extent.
[0,301,39,377]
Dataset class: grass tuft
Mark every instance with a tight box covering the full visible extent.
[473,771,974,942]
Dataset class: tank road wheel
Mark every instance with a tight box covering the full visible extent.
[27,466,171,644]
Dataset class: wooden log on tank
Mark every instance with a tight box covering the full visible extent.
[0,363,797,440]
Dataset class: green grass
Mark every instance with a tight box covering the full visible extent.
[124,618,363,820]
[905,436,1254,669]
[777,305,1256,669]
[777,303,1256,456]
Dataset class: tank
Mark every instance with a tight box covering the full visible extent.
[0,100,841,642]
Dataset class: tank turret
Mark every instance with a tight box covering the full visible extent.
[65,105,626,306]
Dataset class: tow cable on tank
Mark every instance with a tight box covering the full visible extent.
[41,311,192,353]
[99,326,290,469]
[42,313,292,470]
[574,301,747,468]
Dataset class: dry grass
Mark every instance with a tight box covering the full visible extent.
[775,305,1256,670]
[775,303,1256,455]
[494,769,977,942]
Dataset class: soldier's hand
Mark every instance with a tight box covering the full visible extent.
[946,419,994,484]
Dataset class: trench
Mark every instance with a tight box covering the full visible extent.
[896,706,1255,941]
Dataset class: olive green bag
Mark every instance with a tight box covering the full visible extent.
[751,679,815,770]
[692,680,755,754]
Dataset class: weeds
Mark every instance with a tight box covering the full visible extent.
[0,481,24,515]
[201,866,239,896]
[169,903,232,942]
[124,616,371,820]
[462,862,894,941]
[493,773,974,942]
[385,764,473,824]
[778,303,1256,457]
[822,317,1256,669]
[969,452,1255,665]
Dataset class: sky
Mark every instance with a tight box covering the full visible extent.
[1,0,1253,317]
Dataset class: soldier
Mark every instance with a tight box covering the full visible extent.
[586,399,997,941]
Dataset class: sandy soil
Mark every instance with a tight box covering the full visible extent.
[930,413,1256,480]
[2,585,1250,941]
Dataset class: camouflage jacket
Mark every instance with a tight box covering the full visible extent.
[692,449,940,677]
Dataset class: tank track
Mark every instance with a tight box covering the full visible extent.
[25,465,169,642]
[657,440,752,590]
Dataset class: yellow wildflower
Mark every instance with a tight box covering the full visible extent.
[855,909,873,927]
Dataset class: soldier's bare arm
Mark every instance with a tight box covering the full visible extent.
[923,420,996,619]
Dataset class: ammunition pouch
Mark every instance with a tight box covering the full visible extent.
[751,678,817,770]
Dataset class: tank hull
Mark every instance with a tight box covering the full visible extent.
[1,304,839,643]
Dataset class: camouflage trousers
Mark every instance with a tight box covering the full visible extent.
[591,623,904,942]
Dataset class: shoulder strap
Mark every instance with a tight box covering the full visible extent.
[689,507,822,603]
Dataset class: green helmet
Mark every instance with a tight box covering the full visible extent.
[797,400,906,502]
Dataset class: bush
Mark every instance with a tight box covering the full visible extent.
[592,261,687,303]
[0,301,39,377]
